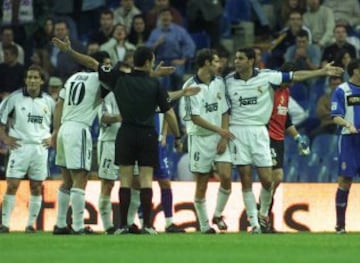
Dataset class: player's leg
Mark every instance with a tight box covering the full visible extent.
[0,178,21,233]
[212,161,232,231]
[256,166,273,232]
[97,141,118,234]
[335,176,352,233]
[239,165,260,233]
[26,179,43,233]
[127,171,141,233]
[139,165,157,234]
[99,179,115,234]
[26,144,49,233]
[117,165,133,232]
[53,168,72,234]
[69,169,89,233]
[335,134,357,234]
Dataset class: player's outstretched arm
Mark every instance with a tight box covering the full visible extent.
[52,36,99,71]
[168,86,201,101]
[292,62,344,82]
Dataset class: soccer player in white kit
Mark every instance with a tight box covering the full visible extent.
[0,65,55,233]
[225,48,343,233]
[97,91,121,234]
[52,51,111,234]
[183,49,234,233]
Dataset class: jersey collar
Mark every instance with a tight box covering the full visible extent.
[23,88,43,98]
[194,74,215,84]
[234,68,259,80]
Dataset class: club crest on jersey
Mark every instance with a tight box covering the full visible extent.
[101,65,112,72]
[257,86,263,95]
[341,162,347,171]
[217,92,222,100]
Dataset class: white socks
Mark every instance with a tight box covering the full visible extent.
[1,194,16,227]
[70,188,85,232]
[259,187,272,217]
[55,188,70,228]
[98,195,113,230]
[194,198,210,232]
[127,189,140,225]
[27,195,42,227]
[214,187,231,218]
[242,190,259,228]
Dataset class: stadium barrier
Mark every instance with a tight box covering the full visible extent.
[1,181,360,232]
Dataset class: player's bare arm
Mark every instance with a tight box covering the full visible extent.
[333,116,358,134]
[52,36,99,71]
[217,113,233,154]
[168,86,201,101]
[191,115,234,140]
[0,124,21,150]
[150,61,176,78]
[292,62,344,82]
[101,113,122,125]
[164,108,182,151]
[52,98,64,148]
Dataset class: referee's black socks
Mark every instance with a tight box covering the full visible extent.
[119,187,131,227]
[140,188,153,228]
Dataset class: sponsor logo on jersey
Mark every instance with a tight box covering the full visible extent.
[239,96,257,106]
[277,105,287,116]
[27,113,43,124]
[347,95,360,106]
[205,102,218,112]
[331,102,337,111]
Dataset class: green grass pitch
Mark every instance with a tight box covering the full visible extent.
[0,232,358,263]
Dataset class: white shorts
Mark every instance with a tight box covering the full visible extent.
[229,125,272,167]
[97,140,119,180]
[188,133,232,173]
[6,144,48,181]
[56,122,92,171]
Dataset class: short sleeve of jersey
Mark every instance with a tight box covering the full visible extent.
[0,96,14,125]
[189,89,202,115]
[98,64,116,90]
[219,80,229,114]
[157,85,171,113]
[331,87,345,117]
[59,88,66,100]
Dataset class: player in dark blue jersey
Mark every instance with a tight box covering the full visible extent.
[331,59,360,234]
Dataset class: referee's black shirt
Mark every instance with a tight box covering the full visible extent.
[98,65,171,127]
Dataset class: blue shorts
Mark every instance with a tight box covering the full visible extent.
[153,144,171,180]
[338,134,360,177]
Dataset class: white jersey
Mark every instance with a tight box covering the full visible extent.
[60,72,102,126]
[182,75,229,136]
[225,69,293,126]
[0,89,54,144]
[98,92,121,142]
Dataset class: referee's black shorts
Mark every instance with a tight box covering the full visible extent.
[115,124,159,168]
[270,138,284,170]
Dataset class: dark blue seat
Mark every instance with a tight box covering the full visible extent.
[190,31,210,50]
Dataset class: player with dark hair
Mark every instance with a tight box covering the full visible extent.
[182,48,234,233]
[52,51,111,235]
[0,65,54,233]
[225,47,343,233]
[331,58,360,234]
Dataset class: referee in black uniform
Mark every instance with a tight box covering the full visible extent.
[98,46,182,234]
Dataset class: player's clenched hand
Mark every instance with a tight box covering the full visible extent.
[295,134,310,156]
[217,138,228,154]
[42,137,52,148]
[174,138,183,152]
[52,36,72,53]
[4,136,21,150]
[218,129,235,140]
[345,123,358,134]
